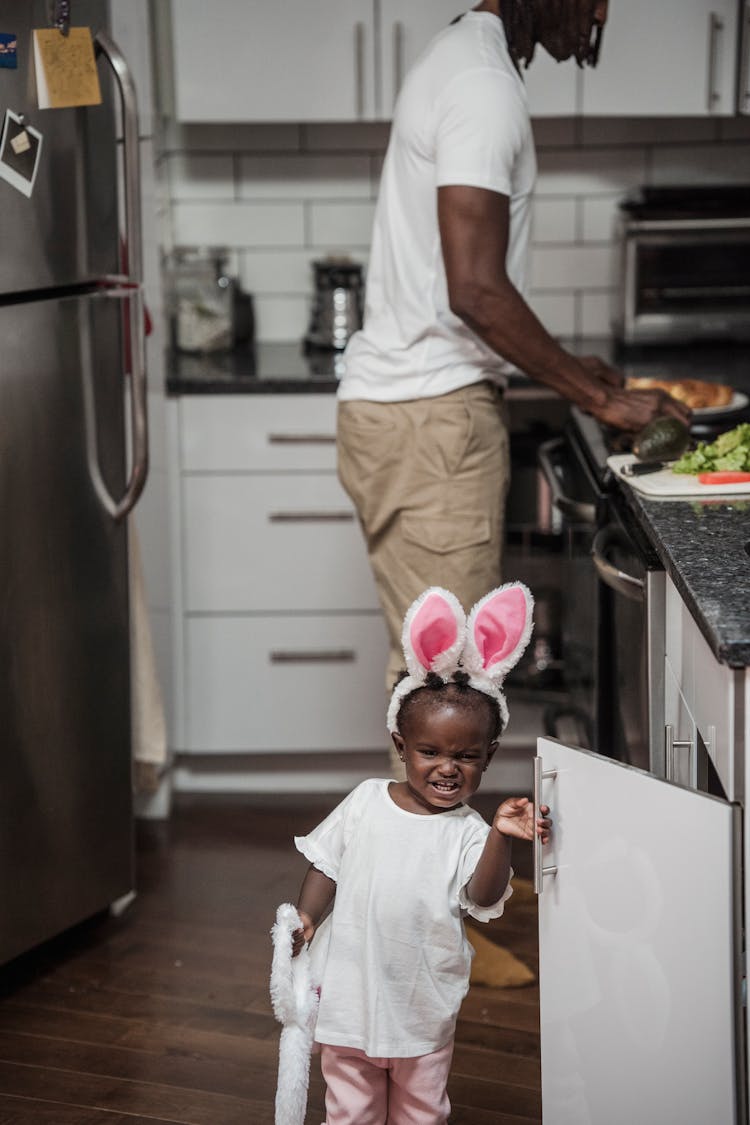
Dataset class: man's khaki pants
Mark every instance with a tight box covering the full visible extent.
[337,382,510,777]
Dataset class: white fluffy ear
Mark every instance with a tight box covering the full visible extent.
[401,586,466,679]
[463,583,534,682]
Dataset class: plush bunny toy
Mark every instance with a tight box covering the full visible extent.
[386,582,534,735]
[270,903,320,1125]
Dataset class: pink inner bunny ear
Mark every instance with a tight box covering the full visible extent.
[473,586,530,671]
[410,592,460,670]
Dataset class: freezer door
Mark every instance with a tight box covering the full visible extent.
[0,291,132,965]
[0,0,118,294]
[535,736,742,1125]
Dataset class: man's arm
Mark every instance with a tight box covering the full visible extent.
[438,185,691,432]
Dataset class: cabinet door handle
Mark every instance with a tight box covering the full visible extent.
[707,11,724,111]
[740,5,750,112]
[533,756,558,895]
[355,22,366,118]
[393,21,405,105]
[268,511,354,523]
[270,649,356,664]
[267,433,336,445]
[665,723,693,784]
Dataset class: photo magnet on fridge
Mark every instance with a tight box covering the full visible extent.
[0,32,17,68]
[0,110,43,198]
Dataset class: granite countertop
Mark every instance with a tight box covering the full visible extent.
[620,485,750,668]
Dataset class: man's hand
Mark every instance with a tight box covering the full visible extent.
[577,354,625,390]
[589,386,692,433]
[493,796,551,843]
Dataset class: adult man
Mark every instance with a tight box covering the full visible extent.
[337,1,690,768]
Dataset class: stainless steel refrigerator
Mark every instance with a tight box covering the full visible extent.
[0,0,148,965]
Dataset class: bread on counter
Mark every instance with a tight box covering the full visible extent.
[625,376,734,410]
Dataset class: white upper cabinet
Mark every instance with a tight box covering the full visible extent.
[741,0,750,114]
[582,0,740,116]
[169,0,577,122]
[170,0,376,122]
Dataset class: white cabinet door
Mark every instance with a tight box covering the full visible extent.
[170,0,376,122]
[523,51,578,118]
[535,736,741,1125]
[741,1,750,114]
[582,0,738,116]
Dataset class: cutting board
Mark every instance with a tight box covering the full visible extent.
[607,454,750,497]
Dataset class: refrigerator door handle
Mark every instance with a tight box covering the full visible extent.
[94,32,148,521]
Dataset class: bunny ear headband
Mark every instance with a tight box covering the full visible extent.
[386,583,534,736]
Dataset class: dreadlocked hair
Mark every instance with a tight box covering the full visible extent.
[502,0,601,70]
[392,669,503,741]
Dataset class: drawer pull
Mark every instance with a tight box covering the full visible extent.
[268,511,354,523]
[267,433,336,444]
[270,649,356,664]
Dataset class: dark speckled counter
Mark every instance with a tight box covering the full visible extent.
[166,341,344,394]
[620,486,750,667]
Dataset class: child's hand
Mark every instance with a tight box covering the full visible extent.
[493,797,551,843]
[291,910,316,957]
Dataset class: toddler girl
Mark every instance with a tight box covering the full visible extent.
[291,584,551,1125]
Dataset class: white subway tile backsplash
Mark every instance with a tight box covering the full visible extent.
[238,249,370,296]
[536,146,648,196]
[168,154,235,201]
[650,143,750,185]
[253,295,310,342]
[527,291,576,338]
[532,198,577,243]
[580,291,618,338]
[581,195,621,242]
[530,245,615,290]
[172,202,305,247]
[238,155,372,200]
[309,201,376,248]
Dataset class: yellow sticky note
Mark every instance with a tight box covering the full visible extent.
[33,27,102,110]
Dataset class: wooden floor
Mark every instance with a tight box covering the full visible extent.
[0,794,541,1124]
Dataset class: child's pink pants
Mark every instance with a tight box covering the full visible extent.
[319,1040,454,1124]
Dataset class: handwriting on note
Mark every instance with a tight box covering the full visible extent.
[33,27,102,109]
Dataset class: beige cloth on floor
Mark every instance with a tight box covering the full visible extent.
[129,525,167,793]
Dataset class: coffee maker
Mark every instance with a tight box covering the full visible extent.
[304,257,364,352]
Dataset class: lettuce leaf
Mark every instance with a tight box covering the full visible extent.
[673,423,750,474]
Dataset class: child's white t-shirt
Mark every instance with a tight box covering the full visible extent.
[294,777,512,1058]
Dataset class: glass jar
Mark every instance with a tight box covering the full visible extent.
[165,247,234,353]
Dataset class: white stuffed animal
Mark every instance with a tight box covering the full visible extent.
[270,902,320,1125]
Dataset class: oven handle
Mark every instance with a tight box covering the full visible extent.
[538,437,597,525]
[591,526,645,603]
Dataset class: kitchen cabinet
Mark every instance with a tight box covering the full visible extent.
[170,393,389,758]
[741,0,750,114]
[582,0,740,116]
[168,0,576,122]
[535,736,743,1124]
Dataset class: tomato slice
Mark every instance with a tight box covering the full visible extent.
[697,471,750,485]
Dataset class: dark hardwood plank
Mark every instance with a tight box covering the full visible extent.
[0,1095,180,1124]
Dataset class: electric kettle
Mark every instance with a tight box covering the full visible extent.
[304,257,364,351]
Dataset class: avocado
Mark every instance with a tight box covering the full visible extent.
[632,416,690,462]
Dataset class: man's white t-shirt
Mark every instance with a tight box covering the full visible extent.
[339,11,537,403]
[295,778,512,1058]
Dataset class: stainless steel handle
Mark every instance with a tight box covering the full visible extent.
[740,5,750,113]
[393,21,405,104]
[537,438,596,525]
[270,650,356,664]
[355,22,366,118]
[267,433,336,445]
[533,756,558,895]
[707,12,724,111]
[95,32,148,522]
[591,527,645,603]
[665,724,693,784]
[268,511,354,523]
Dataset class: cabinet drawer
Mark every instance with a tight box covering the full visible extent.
[180,395,338,472]
[183,614,390,752]
[183,473,378,611]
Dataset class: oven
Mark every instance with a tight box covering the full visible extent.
[537,411,665,772]
[615,185,750,346]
